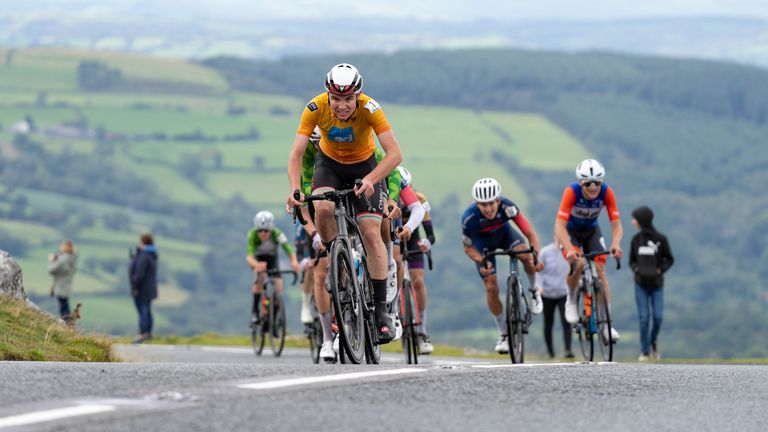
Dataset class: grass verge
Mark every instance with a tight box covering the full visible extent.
[0,295,116,361]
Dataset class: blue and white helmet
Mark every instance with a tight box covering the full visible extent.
[253,211,275,230]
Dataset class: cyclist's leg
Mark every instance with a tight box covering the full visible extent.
[311,153,343,245]
[405,232,428,333]
[313,255,334,343]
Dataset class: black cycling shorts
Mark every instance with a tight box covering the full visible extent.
[566,226,607,264]
[312,151,386,218]
[255,254,280,278]
[401,229,425,270]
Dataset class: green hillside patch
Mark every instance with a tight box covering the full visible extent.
[0,219,61,247]
[0,295,116,361]
[111,159,212,204]
[72,295,171,335]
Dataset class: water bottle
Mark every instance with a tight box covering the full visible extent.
[351,248,363,288]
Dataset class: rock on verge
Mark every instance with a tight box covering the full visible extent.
[0,250,26,300]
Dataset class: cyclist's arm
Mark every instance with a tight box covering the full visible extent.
[300,144,317,202]
[605,186,622,253]
[366,130,401,184]
[555,187,576,253]
[463,244,484,264]
[461,214,482,264]
[400,186,425,232]
[422,220,436,245]
[246,230,259,268]
[375,147,402,200]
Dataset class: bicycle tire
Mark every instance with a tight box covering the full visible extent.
[576,285,594,361]
[269,290,286,357]
[364,319,382,364]
[253,292,266,356]
[505,276,524,364]
[594,280,613,361]
[330,242,365,364]
[308,318,321,364]
[401,280,419,365]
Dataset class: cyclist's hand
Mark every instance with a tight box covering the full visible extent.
[255,261,267,272]
[354,177,375,197]
[299,257,312,271]
[535,260,544,272]
[479,260,494,277]
[418,238,431,252]
[610,245,623,259]
[397,226,412,241]
[386,200,401,220]
[287,190,304,208]
[291,260,300,274]
[565,248,580,264]
[312,233,325,252]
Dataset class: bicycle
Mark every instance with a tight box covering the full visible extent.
[481,247,538,364]
[251,268,297,357]
[300,263,325,364]
[398,242,433,365]
[294,180,381,365]
[570,250,621,362]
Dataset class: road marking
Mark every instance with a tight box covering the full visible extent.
[238,368,426,390]
[0,405,116,429]
[200,347,253,354]
[471,362,575,369]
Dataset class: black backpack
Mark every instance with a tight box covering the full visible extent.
[635,235,661,284]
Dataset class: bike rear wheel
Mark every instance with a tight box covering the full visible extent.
[505,276,524,364]
[330,242,365,364]
[401,280,419,365]
[268,291,286,356]
[252,292,266,356]
[594,280,613,361]
[308,319,321,364]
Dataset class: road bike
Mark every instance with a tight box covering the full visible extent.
[571,250,621,362]
[398,243,433,365]
[294,180,381,365]
[251,269,296,357]
[481,247,538,364]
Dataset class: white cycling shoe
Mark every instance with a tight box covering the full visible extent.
[494,335,509,354]
[392,314,403,341]
[530,290,543,315]
[602,326,621,343]
[333,334,340,354]
[320,341,335,361]
[419,334,434,355]
[565,301,579,324]
[385,258,398,303]
[300,303,313,324]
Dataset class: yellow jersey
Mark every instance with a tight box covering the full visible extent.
[297,92,391,164]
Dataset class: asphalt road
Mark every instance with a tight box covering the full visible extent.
[1,344,767,431]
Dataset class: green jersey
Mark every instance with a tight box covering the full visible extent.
[247,228,293,257]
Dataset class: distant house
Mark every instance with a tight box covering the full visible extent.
[10,121,30,135]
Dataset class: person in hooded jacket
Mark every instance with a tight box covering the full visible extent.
[629,206,674,361]
[129,233,158,344]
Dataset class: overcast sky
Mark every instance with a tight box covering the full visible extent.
[3,0,768,21]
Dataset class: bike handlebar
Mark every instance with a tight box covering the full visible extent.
[256,269,298,285]
[293,180,373,226]
[567,250,622,275]
[481,247,538,269]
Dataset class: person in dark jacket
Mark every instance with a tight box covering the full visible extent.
[629,206,674,361]
[129,233,158,344]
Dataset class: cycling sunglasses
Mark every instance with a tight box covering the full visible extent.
[257,229,270,233]
[581,181,602,188]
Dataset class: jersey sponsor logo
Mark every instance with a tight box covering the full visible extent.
[277,232,288,244]
[328,126,355,143]
[572,206,602,219]
[364,99,381,113]
[504,205,519,219]
[307,102,318,112]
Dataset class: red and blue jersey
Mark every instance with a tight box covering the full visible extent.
[557,182,620,231]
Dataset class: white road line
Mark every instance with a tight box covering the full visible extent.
[200,347,253,354]
[471,362,575,369]
[0,405,116,429]
[238,368,426,390]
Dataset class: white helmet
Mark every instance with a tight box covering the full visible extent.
[397,166,412,187]
[253,211,275,230]
[325,63,363,96]
[575,159,606,182]
[472,178,501,203]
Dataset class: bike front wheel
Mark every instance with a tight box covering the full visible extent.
[268,291,286,357]
[401,280,419,365]
[505,276,524,364]
[594,280,613,361]
[330,242,365,364]
[576,286,594,361]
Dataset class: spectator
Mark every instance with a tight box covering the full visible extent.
[48,240,77,324]
[629,206,674,362]
[129,233,158,344]
[536,238,574,359]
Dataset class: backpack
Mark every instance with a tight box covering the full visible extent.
[636,237,661,285]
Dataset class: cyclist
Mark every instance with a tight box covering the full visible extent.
[246,211,300,326]
[287,63,403,343]
[299,127,402,360]
[555,159,623,342]
[461,178,544,354]
[394,166,435,354]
